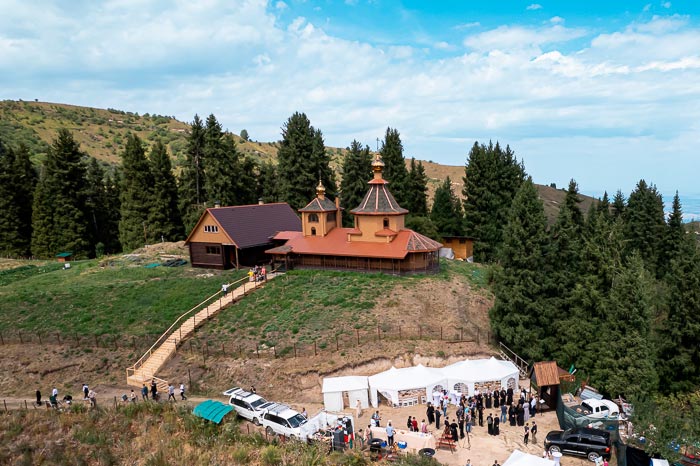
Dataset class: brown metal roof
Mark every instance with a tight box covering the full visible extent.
[532,361,561,387]
[298,196,337,212]
[350,179,408,215]
[204,203,301,249]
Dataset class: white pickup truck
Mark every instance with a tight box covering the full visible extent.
[578,399,620,418]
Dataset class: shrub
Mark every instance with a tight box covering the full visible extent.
[260,445,282,466]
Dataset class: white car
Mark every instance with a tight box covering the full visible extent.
[260,403,313,440]
[580,399,620,418]
[223,387,273,425]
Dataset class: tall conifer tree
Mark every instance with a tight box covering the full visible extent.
[178,115,206,231]
[624,180,666,276]
[31,129,90,258]
[84,158,121,255]
[119,134,154,251]
[430,177,464,237]
[340,140,372,226]
[256,161,278,203]
[148,141,184,242]
[0,140,36,256]
[406,158,429,215]
[380,128,409,206]
[203,114,242,207]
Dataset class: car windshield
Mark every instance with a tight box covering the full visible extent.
[582,402,593,411]
[287,414,308,428]
[250,398,268,409]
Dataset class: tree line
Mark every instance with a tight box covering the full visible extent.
[0,111,467,259]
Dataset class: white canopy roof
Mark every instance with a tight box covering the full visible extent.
[444,356,519,382]
[368,364,446,391]
[322,376,368,393]
[503,450,555,466]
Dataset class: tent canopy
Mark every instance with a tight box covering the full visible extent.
[322,376,368,393]
[193,400,234,424]
[503,450,555,466]
[444,357,519,383]
[368,364,446,391]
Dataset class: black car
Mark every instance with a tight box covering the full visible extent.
[545,427,612,462]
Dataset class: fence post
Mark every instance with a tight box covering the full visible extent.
[0,332,3,345]
[440,327,443,340]
[56,332,61,344]
[477,328,480,345]
[419,326,422,340]
[356,329,360,346]
[256,345,259,358]
[335,334,339,351]
[460,327,463,341]
[94,335,99,347]
[377,325,380,341]
[221,343,225,356]
[238,345,242,358]
[75,333,79,347]
[37,331,42,345]
[399,326,402,340]
[273,346,277,358]
[294,343,297,358]
[314,341,317,356]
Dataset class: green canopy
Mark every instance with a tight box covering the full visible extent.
[56,252,72,258]
[193,400,234,424]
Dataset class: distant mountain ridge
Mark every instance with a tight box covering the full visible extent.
[0,99,597,218]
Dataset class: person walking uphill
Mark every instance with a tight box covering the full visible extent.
[141,384,148,401]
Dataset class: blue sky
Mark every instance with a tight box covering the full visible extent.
[2,0,700,206]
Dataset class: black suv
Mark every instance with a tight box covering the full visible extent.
[545,427,612,461]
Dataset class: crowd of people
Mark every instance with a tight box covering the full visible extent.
[36,383,97,409]
[138,380,187,402]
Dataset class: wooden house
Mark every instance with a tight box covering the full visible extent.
[440,236,474,260]
[266,155,442,274]
[185,202,301,269]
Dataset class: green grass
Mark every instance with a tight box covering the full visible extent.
[0,260,245,336]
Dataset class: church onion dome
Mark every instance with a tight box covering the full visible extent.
[350,153,408,215]
[299,179,338,212]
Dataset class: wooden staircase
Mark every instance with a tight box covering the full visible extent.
[498,341,531,378]
[126,273,277,389]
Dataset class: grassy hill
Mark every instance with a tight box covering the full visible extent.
[0,99,597,212]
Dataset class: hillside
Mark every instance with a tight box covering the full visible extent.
[0,99,597,212]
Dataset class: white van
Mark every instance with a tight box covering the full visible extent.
[580,399,620,418]
[260,403,314,440]
[223,387,273,425]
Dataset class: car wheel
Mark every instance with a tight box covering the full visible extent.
[289,434,297,441]
[549,446,561,454]
[266,426,274,436]
[587,452,601,462]
[253,417,260,426]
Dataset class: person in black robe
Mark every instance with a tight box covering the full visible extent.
[427,403,435,425]
[500,389,507,406]
[478,405,484,427]
[450,420,459,444]
[435,406,442,429]
[494,390,500,408]
[493,415,500,435]
[487,413,493,435]
[517,403,525,426]
[506,387,513,405]
[458,409,465,438]
[509,404,517,426]
[486,392,492,409]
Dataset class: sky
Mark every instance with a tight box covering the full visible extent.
[2,0,700,206]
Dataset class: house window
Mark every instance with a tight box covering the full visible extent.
[205,246,221,255]
[327,212,336,222]
[204,225,219,233]
[383,218,389,229]
[308,213,319,223]
[311,227,316,236]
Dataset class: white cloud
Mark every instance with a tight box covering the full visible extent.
[464,24,586,52]
[434,41,451,50]
[662,1,671,8]
[275,1,287,10]
[550,16,564,24]
[643,3,652,11]
[526,4,543,10]
[454,21,480,30]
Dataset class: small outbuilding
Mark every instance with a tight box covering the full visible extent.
[322,376,369,412]
[55,252,72,263]
[530,361,574,411]
[440,236,475,261]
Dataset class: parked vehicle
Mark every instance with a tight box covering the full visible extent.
[223,387,273,425]
[545,427,612,462]
[260,403,313,440]
[579,399,620,418]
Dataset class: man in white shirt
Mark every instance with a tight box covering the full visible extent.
[385,422,395,447]
[52,387,58,398]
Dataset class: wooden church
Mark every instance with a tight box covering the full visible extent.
[266,154,441,274]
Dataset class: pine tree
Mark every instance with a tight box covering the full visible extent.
[490,178,550,361]
[406,158,429,215]
[0,140,24,256]
[611,190,625,218]
[236,156,259,206]
[102,170,122,253]
[430,177,464,237]
[277,112,334,209]
[203,114,241,207]
[592,253,658,397]
[178,115,206,231]
[380,128,409,206]
[84,158,122,256]
[340,140,372,226]
[119,134,154,251]
[624,180,666,276]
[463,141,525,262]
[148,140,184,242]
[658,191,685,277]
[597,191,611,220]
[256,161,278,203]
[657,235,700,393]
[31,129,91,258]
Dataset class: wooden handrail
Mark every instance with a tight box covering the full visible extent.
[499,341,530,372]
[127,275,249,374]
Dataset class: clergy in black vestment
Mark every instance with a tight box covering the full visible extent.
[450,421,459,443]
[478,406,484,427]
[427,404,435,424]
[506,387,514,405]
[487,413,493,435]
[493,416,500,435]
[494,390,500,408]
[486,392,492,409]
[517,404,525,426]
[509,405,517,426]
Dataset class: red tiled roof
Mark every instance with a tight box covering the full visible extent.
[272,231,301,241]
[187,203,301,249]
[374,228,398,237]
[266,227,441,259]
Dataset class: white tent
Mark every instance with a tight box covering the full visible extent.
[322,376,369,412]
[503,450,555,466]
[443,356,520,397]
[368,364,448,408]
